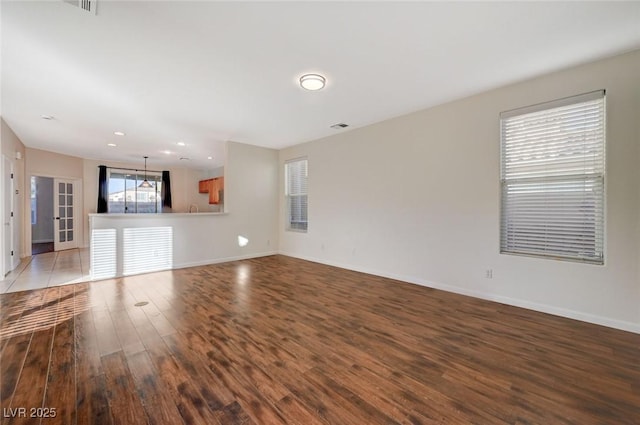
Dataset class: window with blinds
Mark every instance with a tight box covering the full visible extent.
[285,158,308,232]
[500,90,605,264]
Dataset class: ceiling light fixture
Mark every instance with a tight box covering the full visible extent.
[299,73,326,91]
[163,150,171,155]
[107,143,117,147]
[41,115,54,120]
[114,131,125,136]
[207,156,213,160]
[139,156,153,189]
[177,141,185,146]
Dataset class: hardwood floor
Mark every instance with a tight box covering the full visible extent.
[0,255,638,424]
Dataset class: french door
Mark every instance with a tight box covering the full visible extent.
[54,178,78,251]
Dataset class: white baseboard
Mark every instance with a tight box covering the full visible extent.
[279,251,640,335]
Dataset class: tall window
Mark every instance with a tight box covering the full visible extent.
[285,158,308,232]
[107,170,162,213]
[500,90,605,264]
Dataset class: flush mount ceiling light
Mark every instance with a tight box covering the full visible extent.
[299,73,326,91]
[177,141,186,146]
[207,156,213,160]
[114,131,125,136]
[107,143,117,147]
[139,156,153,189]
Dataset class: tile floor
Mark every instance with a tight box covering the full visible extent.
[0,248,90,294]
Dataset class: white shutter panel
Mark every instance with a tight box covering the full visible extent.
[500,91,605,264]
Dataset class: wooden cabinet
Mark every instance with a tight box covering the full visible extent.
[198,177,224,204]
[198,179,208,194]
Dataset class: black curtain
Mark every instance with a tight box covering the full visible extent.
[161,171,172,210]
[97,165,108,213]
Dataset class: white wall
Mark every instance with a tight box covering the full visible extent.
[1,119,26,266]
[279,50,640,333]
[223,141,279,256]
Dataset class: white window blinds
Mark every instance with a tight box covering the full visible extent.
[285,158,308,232]
[500,90,605,264]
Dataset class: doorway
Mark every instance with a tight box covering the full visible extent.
[31,176,55,255]
[30,176,79,254]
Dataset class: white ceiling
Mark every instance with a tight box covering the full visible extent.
[2,1,640,170]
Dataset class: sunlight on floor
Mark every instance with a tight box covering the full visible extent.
[0,287,91,340]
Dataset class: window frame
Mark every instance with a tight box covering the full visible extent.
[499,90,606,264]
[285,157,308,232]
[107,168,163,214]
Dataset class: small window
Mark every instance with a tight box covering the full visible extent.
[500,90,605,264]
[285,158,308,232]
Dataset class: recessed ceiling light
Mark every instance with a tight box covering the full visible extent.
[114,131,125,136]
[207,156,212,160]
[300,73,326,91]
[163,150,171,155]
[330,123,349,129]
[107,143,117,147]
[41,115,54,120]
[177,141,186,146]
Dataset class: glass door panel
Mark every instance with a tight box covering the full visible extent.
[54,178,78,250]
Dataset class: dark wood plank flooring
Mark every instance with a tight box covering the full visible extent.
[0,255,638,424]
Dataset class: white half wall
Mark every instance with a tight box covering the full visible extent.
[89,142,279,277]
[279,50,640,333]
[81,158,223,247]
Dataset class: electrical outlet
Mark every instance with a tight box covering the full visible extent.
[485,269,493,279]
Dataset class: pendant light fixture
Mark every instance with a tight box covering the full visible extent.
[139,156,153,188]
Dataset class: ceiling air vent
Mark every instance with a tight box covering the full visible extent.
[64,0,97,14]
[330,123,349,130]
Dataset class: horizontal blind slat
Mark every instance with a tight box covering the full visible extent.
[500,93,605,263]
[285,159,308,231]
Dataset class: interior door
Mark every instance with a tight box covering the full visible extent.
[54,178,78,251]
[3,155,14,275]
